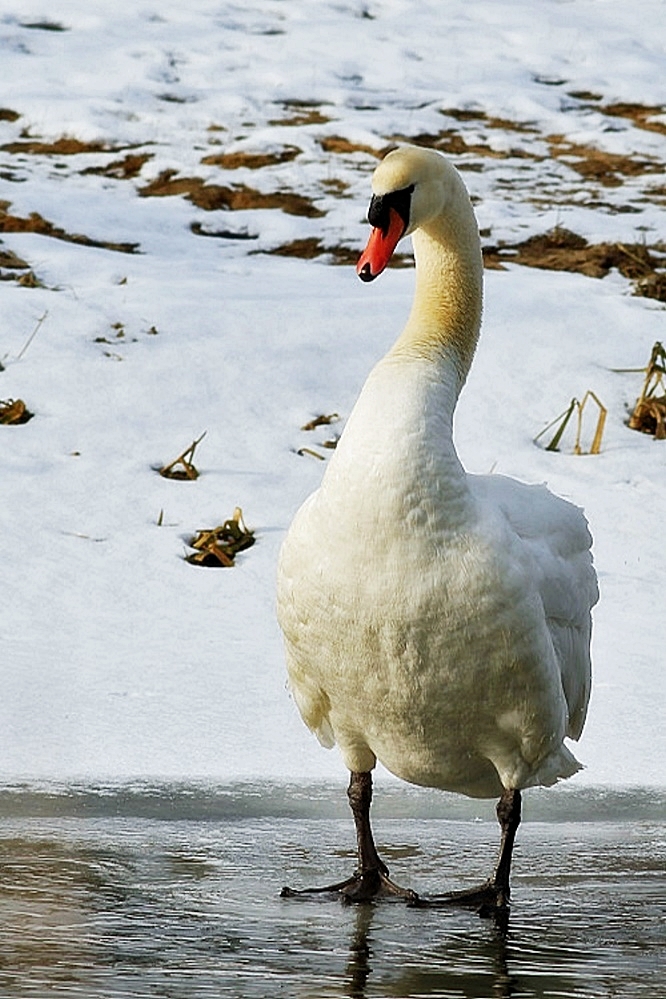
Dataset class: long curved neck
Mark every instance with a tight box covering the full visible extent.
[390,183,483,388]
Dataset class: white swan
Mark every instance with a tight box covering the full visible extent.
[277,145,598,911]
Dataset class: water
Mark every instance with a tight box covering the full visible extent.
[0,783,664,998]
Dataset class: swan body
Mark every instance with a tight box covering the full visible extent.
[277,145,597,806]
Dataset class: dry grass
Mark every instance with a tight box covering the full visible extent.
[628,342,666,439]
[599,103,666,137]
[0,201,139,254]
[0,398,33,424]
[159,433,207,480]
[1,137,127,155]
[269,101,332,127]
[81,153,153,179]
[483,228,666,302]
[201,147,300,169]
[535,392,607,455]
[139,170,324,217]
[318,136,382,157]
[548,136,663,187]
[186,508,255,567]
[265,237,410,267]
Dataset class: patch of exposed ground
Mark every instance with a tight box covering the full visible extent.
[190,221,258,240]
[0,242,38,286]
[441,108,540,134]
[0,109,20,122]
[483,227,666,301]
[269,100,332,127]
[81,153,153,179]
[201,146,300,169]
[1,137,133,156]
[318,136,383,158]
[139,170,324,217]
[0,245,30,270]
[390,130,537,161]
[0,202,140,254]
[264,237,411,268]
[548,136,663,187]
[20,20,68,32]
[597,103,666,137]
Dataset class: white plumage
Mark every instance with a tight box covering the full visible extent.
[277,145,598,906]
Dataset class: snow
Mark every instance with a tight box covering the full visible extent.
[0,1,664,790]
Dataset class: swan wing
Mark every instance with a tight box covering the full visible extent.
[470,474,598,741]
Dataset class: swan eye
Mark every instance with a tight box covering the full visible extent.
[367,184,414,234]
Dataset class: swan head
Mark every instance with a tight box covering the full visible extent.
[357,145,458,282]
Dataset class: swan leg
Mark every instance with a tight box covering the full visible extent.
[413,788,521,917]
[281,771,419,903]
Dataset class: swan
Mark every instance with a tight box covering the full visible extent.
[277,145,598,912]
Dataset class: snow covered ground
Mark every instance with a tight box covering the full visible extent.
[1,0,665,791]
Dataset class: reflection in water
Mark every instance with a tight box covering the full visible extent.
[343,902,517,999]
[346,904,374,998]
[0,802,663,998]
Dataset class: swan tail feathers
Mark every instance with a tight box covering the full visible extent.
[523,744,584,790]
[290,681,336,749]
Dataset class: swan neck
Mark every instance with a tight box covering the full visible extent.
[391,195,483,383]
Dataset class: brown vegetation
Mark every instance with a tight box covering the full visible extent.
[599,103,666,137]
[0,399,33,424]
[269,101,331,127]
[628,342,666,439]
[139,170,324,217]
[0,201,139,254]
[483,228,666,301]
[81,153,153,179]
[548,136,663,187]
[1,137,125,155]
[318,136,382,157]
[201,147,300,169]
[186,508,255,567]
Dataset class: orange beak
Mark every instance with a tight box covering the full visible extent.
[356,207,406,282]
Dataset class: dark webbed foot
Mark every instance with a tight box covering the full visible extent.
[281,867,418,903]
[412,788,521,919]
[281,771,418,904]
[410,878,508,917]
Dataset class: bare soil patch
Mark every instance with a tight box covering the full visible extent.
[483,227,666,301]
[139,170,324,217]
[394,130,536,161]
[318,136,382,157]
[1,137,129,156]
[441,108,540,134]
[0,109,20,122]
[548,136,663,187]
[81,153,153,179]
[265,236,411,268]
[0,201,140,254]
[599,103,666,137]
[269,101,332,127]
[0,245,30,270]
[201,147,300,169]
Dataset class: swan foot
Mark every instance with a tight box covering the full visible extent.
[412,787,521,923]
[281,770,418,904]
[281,867,419,903]
[410,879,509,917]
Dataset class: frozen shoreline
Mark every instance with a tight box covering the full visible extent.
[0,778,664,823]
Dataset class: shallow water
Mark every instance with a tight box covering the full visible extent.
[0,784,664,998]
